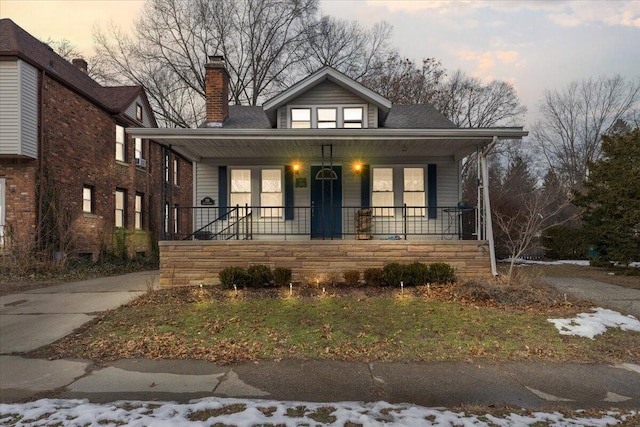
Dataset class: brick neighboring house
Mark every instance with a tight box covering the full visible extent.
[0,19,192,260]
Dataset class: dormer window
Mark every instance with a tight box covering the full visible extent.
[317,108,337,128]
[343,107,363,128]
[291,108,311,128]
[288,105,366,128]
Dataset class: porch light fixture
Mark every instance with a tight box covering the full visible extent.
[352,162,363,174]
[292,163,301,174]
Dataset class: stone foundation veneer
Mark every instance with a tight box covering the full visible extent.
[159,240,492,287]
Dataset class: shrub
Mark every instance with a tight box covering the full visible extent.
[364,268,385,286]
[542,226,589,259]
[428,262,456,283]
[343,270,361,287]
[218,266,250,289]
[247,264,274,288]
[383,262,404,286]
[273,267,292,287]
[405,262,430,286]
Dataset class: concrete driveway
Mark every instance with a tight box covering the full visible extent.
[0,271,158,353]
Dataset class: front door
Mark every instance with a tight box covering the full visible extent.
[311,166,342,239]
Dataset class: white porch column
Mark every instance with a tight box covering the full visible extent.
[480,137,498,277]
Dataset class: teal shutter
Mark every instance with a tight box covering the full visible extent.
[360,165,370,207]
[218,166,228,217]
[428,164,437,219]
[284,165,294,220]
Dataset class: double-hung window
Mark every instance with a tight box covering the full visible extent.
[403,168,425,216]
[115,189,125,227]
[372,168,394,217]
[135,194,143,230]
[135,138,143,160]
[260,169,282,218]
[115,125,125,162]
[83,186,94,214]
[173,159,179,185]
[343,107,363,128]
[291,108,311,128]
[317,108,337,128]
[230,169,251,215]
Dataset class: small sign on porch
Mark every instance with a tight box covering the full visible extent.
[295,177,307,188]
[200,196,215,206]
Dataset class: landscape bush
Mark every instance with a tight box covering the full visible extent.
[247,264,273,288]
[405,261,430,286]
[363,268,385,286]
[273,267,292,287]
[218,266,250,289]
[382,262,404,286]
[428,262,456,283]
[343,270,362,287]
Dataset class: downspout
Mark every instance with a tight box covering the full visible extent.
[476,145,482,240]
[36,69,46,251]
[480,136,498,277]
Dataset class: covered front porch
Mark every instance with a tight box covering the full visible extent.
[128,127,526,284]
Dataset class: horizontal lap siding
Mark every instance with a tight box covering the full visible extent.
[290,80,363,105]
[194,163,218,230]
[0,60,38,158]
[159,240,492,287]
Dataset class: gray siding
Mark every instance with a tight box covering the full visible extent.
[0,60,38,158]
[290,80,364,105]
[194,163,218,230]
[368,104,378,128]
[124,94,154,128]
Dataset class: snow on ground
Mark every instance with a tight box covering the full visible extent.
[503,258,640,268]
[1,398,638,427]
[548,308,640,339]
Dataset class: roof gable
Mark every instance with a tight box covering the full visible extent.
[263,66,392,126]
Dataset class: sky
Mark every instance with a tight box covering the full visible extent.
[1,0,639,126]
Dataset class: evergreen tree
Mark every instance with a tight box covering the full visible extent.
[574,128,640,265]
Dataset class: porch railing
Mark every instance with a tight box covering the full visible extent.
[171,205,476,241]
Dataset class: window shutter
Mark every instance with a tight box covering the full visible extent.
[284,165,294,220]
[360,164,370,207]
[218,166,228,217]
[428,164,437,219]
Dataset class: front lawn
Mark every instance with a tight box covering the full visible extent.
[32,282,640,364]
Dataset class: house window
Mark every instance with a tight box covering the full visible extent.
[343,107,363,128]
[261,169,282,218]
[403,168,425,216]
[0,178,5,247]
[230,169,251,214]
[115,125,125,162]
[291,108,311,128]
[136,104,143,122]
[83,186,94,214]
[135,138,143,160]
[173,158,179,185]
[164,154,170,182]
[173,205,179,234]
[135,193,143,230]
[372,168,394,217]
[164,202,169,234]
[317,108,337,128]
[115,189,126,227]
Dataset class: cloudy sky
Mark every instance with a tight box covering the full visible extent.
[2,0,639,126]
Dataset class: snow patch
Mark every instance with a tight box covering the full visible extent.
[548,308,640,339]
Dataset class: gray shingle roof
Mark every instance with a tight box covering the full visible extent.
[224,106,272,129]
[383,104,457,129]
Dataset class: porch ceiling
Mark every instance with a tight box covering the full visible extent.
[127,128,528,162]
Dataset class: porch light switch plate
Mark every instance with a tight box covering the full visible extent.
[295,178,307,188]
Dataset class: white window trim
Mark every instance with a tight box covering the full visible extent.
[372,167,394,217]
[115,189,125,228]
[260,168,283,218]
[135,194,143,230]
[83,186,93,214]
[230,169,252,217]
[403,167,426,217]
[134,138,143,160]
[173,158,179,186]
[287,104,367,128]
[115,125,126,162]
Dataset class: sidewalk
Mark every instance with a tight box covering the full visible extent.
[1,271,639,408]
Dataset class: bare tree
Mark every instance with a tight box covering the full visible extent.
[360,51,444,104]
[532,75,640,189]
[302,15,392,81]
[435,70,527,128]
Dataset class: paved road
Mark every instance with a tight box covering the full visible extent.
[1,271,639,409]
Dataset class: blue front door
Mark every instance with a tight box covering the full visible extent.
[311,166,342,239]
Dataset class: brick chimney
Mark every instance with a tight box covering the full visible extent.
[205,55,229,127]
[72,58,88,74]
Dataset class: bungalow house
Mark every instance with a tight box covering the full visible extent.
[128,56,527,286]
[0,19,192,261]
